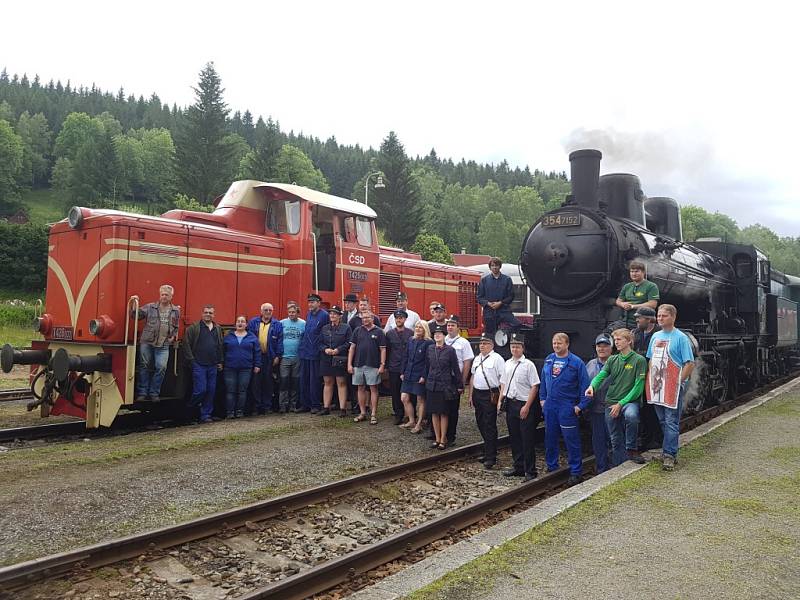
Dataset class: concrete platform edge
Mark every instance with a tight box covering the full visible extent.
[348,376,800,600]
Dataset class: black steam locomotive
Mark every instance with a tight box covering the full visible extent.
[518,149,799,412]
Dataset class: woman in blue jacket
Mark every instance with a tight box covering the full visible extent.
[400,321,433,433]
[223,316,261,418]
[318,306,352,416]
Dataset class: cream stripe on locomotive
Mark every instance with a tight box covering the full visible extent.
[103,238,312,266]
[402,280,460,293]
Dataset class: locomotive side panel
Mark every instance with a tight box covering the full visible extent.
[236,242,284,320]
[96,226,130,344]
[186,233,239,326]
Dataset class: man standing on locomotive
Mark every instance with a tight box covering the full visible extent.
[184,305,224,424]
[646,304,694,471]
[541,332,591,485]
[132,284,180,402]
[616,260,659,329]
[477,257,521,336]
[247,303,283,415]
[298,293,329,413]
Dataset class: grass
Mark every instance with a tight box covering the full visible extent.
[0,324,41,348]
[20,188,64,224]
[767,446,800,462]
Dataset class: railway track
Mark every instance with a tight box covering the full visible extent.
[0,412,168,445]
[0,387,32,403]
[1,374,796,600]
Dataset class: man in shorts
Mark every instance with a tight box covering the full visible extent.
[348,312,387,424]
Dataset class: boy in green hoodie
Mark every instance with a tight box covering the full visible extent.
[585,328,648,465]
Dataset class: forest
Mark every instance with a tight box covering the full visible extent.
[0,62,798,292]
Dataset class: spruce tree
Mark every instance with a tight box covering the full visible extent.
[371,131,421,249]
[175,62,236,202]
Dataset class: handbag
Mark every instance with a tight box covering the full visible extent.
[478,355,501,405]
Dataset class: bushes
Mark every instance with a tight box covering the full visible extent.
[0,301,37,327]
[0,222,48,291]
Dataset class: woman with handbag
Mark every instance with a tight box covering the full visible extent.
[425,325,463,450]
[319,306,352,416]
[400,320,433,432]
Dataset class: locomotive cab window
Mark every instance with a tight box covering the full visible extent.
[356,217,373,247]
[342,216,357,243]
[266,199,301,235]
[312,206,336,291]
[733,255,753,279]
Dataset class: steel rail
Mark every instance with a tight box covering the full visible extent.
[0,436,505,591]
[0,388,32,402]
[0,420,88,443]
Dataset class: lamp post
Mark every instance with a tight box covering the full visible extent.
[364,172,385,207]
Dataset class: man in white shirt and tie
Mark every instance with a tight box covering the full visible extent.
[468,332,505,469]
[498,333,541,481]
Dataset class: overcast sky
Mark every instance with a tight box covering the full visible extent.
[3,1,798,235]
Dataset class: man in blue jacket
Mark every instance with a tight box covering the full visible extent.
[298,293,329,413]
[476,257,520,335]
[540,332,591,485]
[247,302,283,415]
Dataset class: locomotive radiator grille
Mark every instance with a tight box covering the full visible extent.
[458,280,479,330]
[379,272,401,315]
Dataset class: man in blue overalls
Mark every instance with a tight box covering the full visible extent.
[540,332,591,485]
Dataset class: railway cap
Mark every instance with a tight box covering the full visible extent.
[329,305,343,315]
[344,293,358,303]
[393,310,408,318]
[634,306,656,319]
[432,304,445,312]
[479,332,494,344]
[396,291,408,300]
[595,334,612,345]
[307,293,322,301]
[432,324,446,335]
[446,314,460,324]
[509,333,525,346]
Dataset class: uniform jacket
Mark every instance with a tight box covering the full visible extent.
[477,272,514,311]
[385,327,413,373]
[223,331,261,370]
[403,338,433,383]
[134,302,181,346]
[425,343,462,394]
[540,351,591,411]
[247,316,284,361]
[318,322,352,357]
[298,308,330,360]
[183,321,224,364]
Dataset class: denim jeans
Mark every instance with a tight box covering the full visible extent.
[654,386,685,458]
[279,357,301,411]
[590,411,610,473]
[191,362,218,421]
[136,344,169,397]
[606,402,640,466]
[224,368,252,417]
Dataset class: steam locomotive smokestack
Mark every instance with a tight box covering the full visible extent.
[568,149,602,210]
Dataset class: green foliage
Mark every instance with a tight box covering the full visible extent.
[272,145,330,192]
[410,233,453,265]
[680,205,739,242]
[173,193,214,213]
[15,111,52,188]
[0,222,49,290]
[175,62,237,203]
[369,131,422,248]
[0,119,24,215]
[478,211,509,260]
[0,301,37,327]
[19,188,64,223]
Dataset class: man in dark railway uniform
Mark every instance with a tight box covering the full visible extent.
[184,305,224,424]
[298,294,329,413]
[344,293,359,325]
[469,332,504,469]
[444,315,474,446]
[540,332,591,485]
[632,306,662,450]
[247,303,284,415]
[476,257,521,336]
[498,333,541,480]
[385,310,413,425]
[616,260,660,329]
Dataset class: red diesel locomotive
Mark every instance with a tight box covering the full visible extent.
[0,182,482,428]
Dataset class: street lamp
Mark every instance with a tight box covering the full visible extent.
[364,172,385,207]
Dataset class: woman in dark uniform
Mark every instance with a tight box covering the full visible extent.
[319,306,352,416]
[401,320,433,432]
[425,325,463,449]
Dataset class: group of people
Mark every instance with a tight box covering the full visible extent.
[133,258,692,477]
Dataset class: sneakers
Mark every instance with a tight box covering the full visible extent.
[135,395,147,402]
[662,455,676,471]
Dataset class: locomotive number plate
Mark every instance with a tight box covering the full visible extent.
[542,212,581,227]
[348,270,368,282]
[52,326,74,341]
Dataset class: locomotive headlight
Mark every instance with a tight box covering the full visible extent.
[35,314,53,335]
[89,315,115,339]
[495,330,509,347]
[67,206,84,229]
[88,319,102,336]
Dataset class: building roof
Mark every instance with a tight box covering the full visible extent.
[216,180,377,219]
[452,253,492,267]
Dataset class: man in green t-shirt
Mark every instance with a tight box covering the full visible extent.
[585,328,648,466]
[616,260,659,328]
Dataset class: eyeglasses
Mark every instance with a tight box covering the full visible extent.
[262,309,273,312]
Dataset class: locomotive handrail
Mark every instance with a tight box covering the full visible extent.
[310,231,319,292]
[125,296,140,348]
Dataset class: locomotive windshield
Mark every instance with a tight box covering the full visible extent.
[266,199,301,234]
